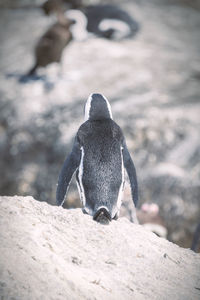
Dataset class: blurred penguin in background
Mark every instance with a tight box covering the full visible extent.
[82,4,139,40]
[26,14,75,76]
[42,0,139,40]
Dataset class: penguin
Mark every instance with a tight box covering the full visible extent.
[42,2,139,40]
[56,93,138,224]
[82,4,139,40]
[26,14,75,76]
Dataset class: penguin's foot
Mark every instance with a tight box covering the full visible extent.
[93,208,111,225]
[18,73,46,83]
[82,208,88,214]
[113,211,119,220]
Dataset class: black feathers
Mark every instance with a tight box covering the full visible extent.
[56,93,138,224]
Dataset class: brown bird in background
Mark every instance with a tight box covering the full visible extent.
[27,15,75,76]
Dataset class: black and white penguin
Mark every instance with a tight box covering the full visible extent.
[42,2,139,40]
[82,4,139,40]
[56,93,138,224]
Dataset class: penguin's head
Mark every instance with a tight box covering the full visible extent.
[84,93,113,121]
[93,207,112,225]
[65,9,89,41]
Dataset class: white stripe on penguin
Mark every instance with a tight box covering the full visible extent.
[84,94,93,121]
[78,146,86,207]
[99,19,131,39]
[101,94,113,119]
[117,146,125,210]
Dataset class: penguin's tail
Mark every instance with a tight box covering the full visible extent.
[93,207,112,225]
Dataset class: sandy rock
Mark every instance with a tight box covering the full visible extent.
[0,0,200,248]
[0,196,200,300]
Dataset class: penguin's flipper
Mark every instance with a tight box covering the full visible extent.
[56,137,81,206]
[122,140,138,207]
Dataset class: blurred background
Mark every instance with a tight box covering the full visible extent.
[0,0,200,250]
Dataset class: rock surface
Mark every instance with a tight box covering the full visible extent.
[0,196,200,300]
[0,0,200,248]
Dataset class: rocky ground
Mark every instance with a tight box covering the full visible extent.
[0,196,200,300]
[0,0,200,248]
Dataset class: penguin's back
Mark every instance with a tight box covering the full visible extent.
[77,118,124,215]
